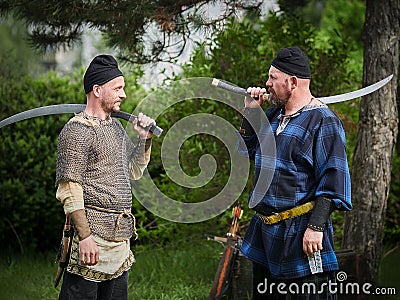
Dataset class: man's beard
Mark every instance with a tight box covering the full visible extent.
[267,88,291,107]
[101,99,121,114]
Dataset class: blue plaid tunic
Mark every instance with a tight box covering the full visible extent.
[238,104,352,279]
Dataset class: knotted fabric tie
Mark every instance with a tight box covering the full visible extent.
[85,204,138,240]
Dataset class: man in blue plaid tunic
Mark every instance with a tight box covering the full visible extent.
[237,47,352,299]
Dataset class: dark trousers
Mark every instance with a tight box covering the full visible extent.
[58,271,128,300]
[252,262,337,300]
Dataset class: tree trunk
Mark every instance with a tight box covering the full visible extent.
[342,0,399,283]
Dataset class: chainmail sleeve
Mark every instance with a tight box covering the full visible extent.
[56,121,94,186]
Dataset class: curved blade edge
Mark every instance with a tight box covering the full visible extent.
[0,104,87,128]
[319,75,393,104]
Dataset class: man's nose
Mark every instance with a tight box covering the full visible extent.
[120,89,126,99]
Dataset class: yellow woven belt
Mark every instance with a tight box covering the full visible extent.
[256,201,315,225]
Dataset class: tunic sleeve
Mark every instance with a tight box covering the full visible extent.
[128,138,152,180]
[313,116,352,211]
[56,181,85,215]
[236,131,259,160]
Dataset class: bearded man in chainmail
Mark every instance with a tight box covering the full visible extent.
[56,54,155,300]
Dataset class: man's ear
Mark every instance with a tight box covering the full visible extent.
[93,85,101,97]
[290,76,298,91]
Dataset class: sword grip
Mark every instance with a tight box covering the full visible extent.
[211,78,249,97]
[111,111,163,137]
[211,78,269,100]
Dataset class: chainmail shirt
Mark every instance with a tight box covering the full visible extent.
[56,113,151,241]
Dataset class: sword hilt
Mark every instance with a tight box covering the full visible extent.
[111,111,163,137]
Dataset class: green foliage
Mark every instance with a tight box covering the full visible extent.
[319,0,365,49]
[0,71,85,252]
[184,11,361,97]
[119,73,248,246]
[278,0,366,48]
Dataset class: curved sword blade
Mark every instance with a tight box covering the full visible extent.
[212,75,393,105]
[0,103,163,137]
[0,104,86,128]
[319,74,393,104]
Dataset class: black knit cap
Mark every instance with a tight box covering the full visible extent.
[83,54,123,94]
[271,46,311,79]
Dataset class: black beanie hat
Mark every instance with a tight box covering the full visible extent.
[83,54,123,94]
[271,47,311,79]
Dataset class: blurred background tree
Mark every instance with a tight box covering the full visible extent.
[0,16,45,78]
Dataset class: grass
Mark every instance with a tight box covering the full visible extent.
[378,246,400,299]
[0,239,223,300]
[0,252,59,300]
[128,240,221,299]
[0,240,399,300]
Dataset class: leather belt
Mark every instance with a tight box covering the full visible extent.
[256,201,315,225]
